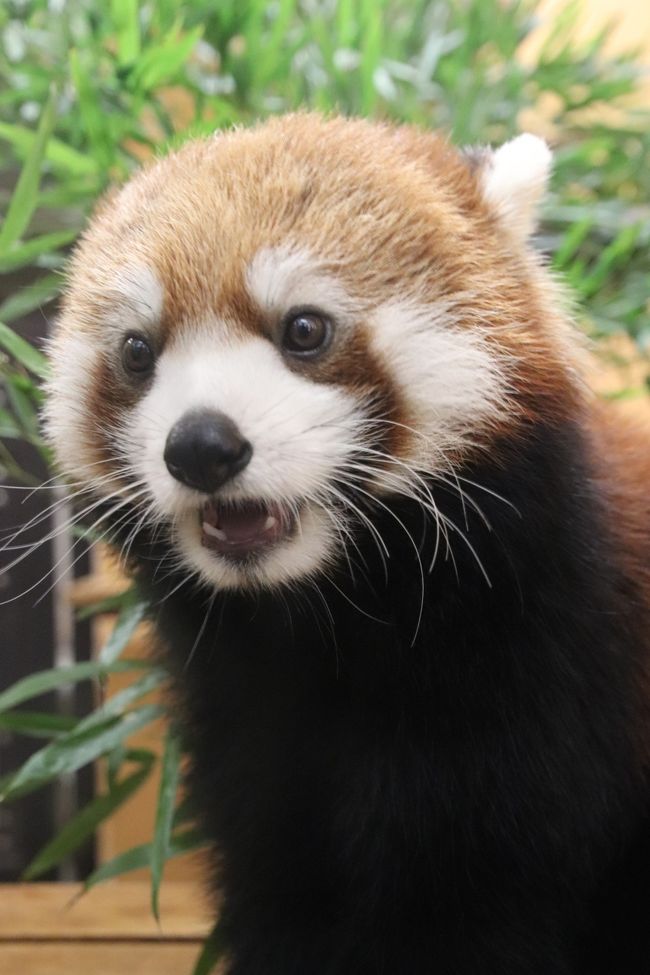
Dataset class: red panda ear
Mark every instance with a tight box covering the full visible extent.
[468,134,552,243]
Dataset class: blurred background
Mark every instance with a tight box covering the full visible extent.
[0,0,648,918]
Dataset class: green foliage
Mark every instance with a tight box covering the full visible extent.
[193,921,229,975]
[78,825,208,893]
[0,1,648,971]
[0,657,149,713]
[22,750,155,879]
[1,703,164,801]
[151,728,183,921]
[98,589,148,664]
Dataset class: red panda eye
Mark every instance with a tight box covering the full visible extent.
[281,312,331,356]
[122,334,154,375]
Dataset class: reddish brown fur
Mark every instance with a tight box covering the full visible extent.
[54,112,649,602]
[592,402,650,670]
[56,115,586,470]
[47,113,650,975]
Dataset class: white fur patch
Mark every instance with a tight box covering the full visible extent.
[481,134,552,242]
[46,278,509,594]
[44,329,102,482]
[370,298,508,468]
[45,266,164,479]
[122,331,363,590]
[105,265,164,329]
[246,245,354,318]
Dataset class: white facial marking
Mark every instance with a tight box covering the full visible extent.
[481,133,552,242]
[247,245,354,318]
[44,330,101,481]
[370,298,508,468]
[106,265,164,330]
[45,265,163,481]
[121,331,363,590]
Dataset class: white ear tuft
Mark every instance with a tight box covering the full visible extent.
[480,133,552,242]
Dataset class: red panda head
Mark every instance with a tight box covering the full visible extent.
[45,114,577,591]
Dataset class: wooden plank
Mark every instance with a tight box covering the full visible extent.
[0,882,212,940]
[0,943,212,975]
[66,573,129,607]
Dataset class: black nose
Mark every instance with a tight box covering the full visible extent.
[164,410,252,493]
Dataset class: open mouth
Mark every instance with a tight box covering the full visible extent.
[200,499,298,560]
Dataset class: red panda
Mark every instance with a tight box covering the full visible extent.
[45,114,650,974]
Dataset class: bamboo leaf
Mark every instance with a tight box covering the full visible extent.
[0,230,77,273]
[0,659,149,714]
[72,668,166,738]
[580,224,642,298]
[0,704,164,801]
[132,25,203,91]
[192,920,226,975]
[78,827,208,892]
[171,792,198,829]
[0,718,119,801]
[0,88,57,253]
[0,321,50,379]
[80,839,152,888]
[69,50,112,168]
[551,216,593,270]
[0,275,61,324]
[112,0,141,65]
[254,0,299,88]
[99,591,148,665]
[5,375,41,440]
[23,754,155,879]
[0,710,77,738]
[0,406,22,439]
[0,122,99,177]
[0,439,40,485]
[151,729,183,921]
[359,0,383,113]
[76,590,134,621]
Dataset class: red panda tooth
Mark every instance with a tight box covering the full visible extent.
[202,521,227,541]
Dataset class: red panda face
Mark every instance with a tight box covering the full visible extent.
[45,114,573,591]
